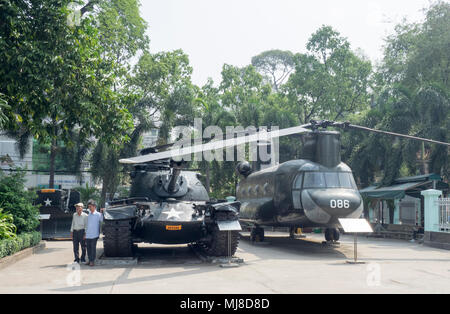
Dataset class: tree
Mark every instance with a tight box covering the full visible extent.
[72,0,150,205]
[219,64,271,127]
[251,50,295,92]
[0,0,134,187]
[194,79,236,194]
[95,0,148,64]
[345,2,450,185]
[129,50,196,141]
[284,26,372,124]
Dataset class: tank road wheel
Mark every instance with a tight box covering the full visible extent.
[250,227,264,242]
[103,219,133,257]
[202,226,240,257]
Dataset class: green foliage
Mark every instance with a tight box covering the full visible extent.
[219,64,271,127]
[32,139,77,173]
[0,0,133,143]
[90,141,122,206]
[346,1,450,185]
[251,50,295,91]
[0,170,39,234]
[0,0,135,188]
[193,79,236,193]
[96,0,149,65]
[115,186,131,199]
[130,49,196,140]
[284,25,372,124]
[0,231,41,259]
[0,93,10,128]
[0,209,16,240]
[73,183,101,205]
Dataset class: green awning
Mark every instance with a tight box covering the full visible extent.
[359,182,426,200]
[394,173,441,184]
[360,173,449,200]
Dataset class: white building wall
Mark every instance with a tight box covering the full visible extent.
[0,135,94,189]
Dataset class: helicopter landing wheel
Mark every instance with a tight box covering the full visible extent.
[332,228,340,241]
[289,226,297,239]
[325,228,340,242]
[250,227,264,242]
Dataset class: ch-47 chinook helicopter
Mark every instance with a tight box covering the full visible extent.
[120,120,450,245]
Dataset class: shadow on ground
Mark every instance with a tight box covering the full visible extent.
[51,244,220,293]
[135,244,202,265]
[239,232,351,261]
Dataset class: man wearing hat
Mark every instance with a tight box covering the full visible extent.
[85,199,104,266]
[71,203,87,263]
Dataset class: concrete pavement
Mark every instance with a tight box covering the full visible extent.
[0,232,449,294]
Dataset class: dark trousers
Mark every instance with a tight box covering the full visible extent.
[86,237,99,263]
[72,230,86,261]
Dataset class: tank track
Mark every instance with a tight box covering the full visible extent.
[103,219,133,257]
[200,226,240,257]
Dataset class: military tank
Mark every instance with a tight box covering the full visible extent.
[35,188,81,239]
[103,152,241,257]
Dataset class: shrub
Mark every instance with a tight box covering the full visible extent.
[0,208,17,239]
[73,183,101,205]
[0,170,40,233]
[0,231,41,259]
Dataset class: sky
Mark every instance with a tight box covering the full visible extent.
[139,0,433,86]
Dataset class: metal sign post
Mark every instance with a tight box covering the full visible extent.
[38,214,51,238]
[338,219,373,264]
[353,233,358,263]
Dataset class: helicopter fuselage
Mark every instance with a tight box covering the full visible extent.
[237,160,363,228]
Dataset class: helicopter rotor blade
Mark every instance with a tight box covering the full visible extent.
[119,124,311,164]
[335,122,450,147]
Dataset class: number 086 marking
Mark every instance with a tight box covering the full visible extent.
[330,200,350,209]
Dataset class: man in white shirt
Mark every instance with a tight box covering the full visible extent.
[85,199,104,266]
[71,203,87,263]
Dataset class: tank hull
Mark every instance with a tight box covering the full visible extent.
[136,220,204,244]
[35,189,81,239]
[103,199,241,257]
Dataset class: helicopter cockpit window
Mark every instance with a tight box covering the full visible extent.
[341,173,358,189]
[324,173,340,188]
[303,172,357,189]
[293,173,303,189]
[303,172,326,188]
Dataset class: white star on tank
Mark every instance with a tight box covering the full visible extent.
[163,208,183,220]
[44,198,52,206]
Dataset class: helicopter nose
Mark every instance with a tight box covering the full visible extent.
[301,189,363,224]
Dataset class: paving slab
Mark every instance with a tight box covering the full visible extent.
[0,233,449,294]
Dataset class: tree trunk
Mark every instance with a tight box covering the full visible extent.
[205,163,210,194]
[49,138,57,188]
[100,179,107,208]
[419,142,430,175]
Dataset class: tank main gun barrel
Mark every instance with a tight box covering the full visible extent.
[167,163,182,194]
